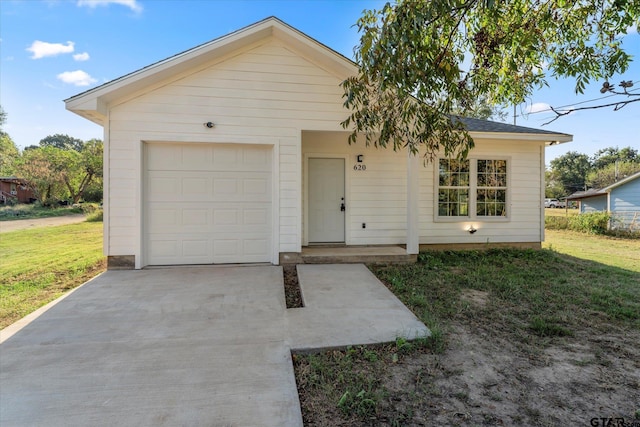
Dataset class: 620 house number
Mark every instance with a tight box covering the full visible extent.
[353,164,367,171]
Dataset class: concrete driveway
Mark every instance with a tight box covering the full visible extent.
[0,264,428,426]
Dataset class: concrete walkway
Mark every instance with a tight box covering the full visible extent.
[0,265,429,426]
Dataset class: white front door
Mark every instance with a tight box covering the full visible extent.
[308,158,345,243]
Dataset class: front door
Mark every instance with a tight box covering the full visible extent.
[308,158,345,243]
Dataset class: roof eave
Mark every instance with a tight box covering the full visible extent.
[468,131,573,144]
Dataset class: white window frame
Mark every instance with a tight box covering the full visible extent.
[435,156,511,222]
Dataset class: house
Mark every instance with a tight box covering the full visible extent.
[0,177,35,204]
[566,171,640,230]
[65,17,572,269]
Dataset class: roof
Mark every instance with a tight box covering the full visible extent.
[454,116,572,144]
[65,17,357,125]
[65,17,572,144]
[566,170,640,200]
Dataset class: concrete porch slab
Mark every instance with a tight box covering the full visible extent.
[300,245,417,264]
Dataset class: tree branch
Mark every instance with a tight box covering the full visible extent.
[542,97,640,125]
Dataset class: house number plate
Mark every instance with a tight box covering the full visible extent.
[353,164,367,171]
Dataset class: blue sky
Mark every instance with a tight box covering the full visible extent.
[1,0,639,163]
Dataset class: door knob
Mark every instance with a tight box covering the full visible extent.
[340,202,345,212]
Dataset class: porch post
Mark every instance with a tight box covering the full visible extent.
[406,151,419,254]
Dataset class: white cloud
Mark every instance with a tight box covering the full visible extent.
[73,52,90,61]
[77,0,142,13]
[56,70,97,86]
[525,102,551,114]
[27,40,74,59]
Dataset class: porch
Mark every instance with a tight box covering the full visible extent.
[280,245,417,265]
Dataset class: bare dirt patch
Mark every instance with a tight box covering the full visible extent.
[283,264,304,309]
[296,320,640,426]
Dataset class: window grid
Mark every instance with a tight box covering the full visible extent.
[438,159,470,217]
[437,158,508,219]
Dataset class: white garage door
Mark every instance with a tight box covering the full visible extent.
[144,143,272,265]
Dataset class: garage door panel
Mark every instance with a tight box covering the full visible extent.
[145,143,272,265]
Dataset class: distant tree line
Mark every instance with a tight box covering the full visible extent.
[547,146,640,198]
[0,106,103,206]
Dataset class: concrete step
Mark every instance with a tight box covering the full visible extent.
[300,246,416,265]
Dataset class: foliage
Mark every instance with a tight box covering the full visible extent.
[549,151,592,195]
[0,221,104,329]
[591,146,639,170]
[451,94,508,121]
[0,131,19,176]
[586,161,640,189]
[15,146,69,204]
[0,203,83,220]
[0,105,6,128]
[343,0,640,160]
[548,146,640,196]
[39,133,85,152]
[14,137,103,204]
[545,170,566,199]
[569,211,612,234]
[0,106,19,176]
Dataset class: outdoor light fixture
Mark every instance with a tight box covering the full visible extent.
[467,225,477,234]
[204,121,215,128]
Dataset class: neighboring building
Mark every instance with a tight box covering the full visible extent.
[0,177,35,204]
[65,17,572,269]
[567,171,640,230]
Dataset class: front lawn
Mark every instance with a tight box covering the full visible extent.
[294,231,640,426]
[0,221,105,329]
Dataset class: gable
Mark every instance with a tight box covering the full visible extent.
[108,39,350,138]
[65,17,356,125]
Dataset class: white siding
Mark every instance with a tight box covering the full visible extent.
[419,139,546,244]
[302,131,407,245]
[106,39,347,262]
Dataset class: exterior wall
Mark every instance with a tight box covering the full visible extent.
[419,139,546,244]
[302,133,547,246]
[106,38,349,264]
[302,131,408,245]
[610,179,640,228]
[580,196,607,213]
[0,180,35,204]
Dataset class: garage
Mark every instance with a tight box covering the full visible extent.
[144,143,272,265]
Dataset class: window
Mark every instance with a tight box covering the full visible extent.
[437,158,508,219]
[438,159,469,216]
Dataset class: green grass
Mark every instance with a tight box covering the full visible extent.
[544,207,578,217]
[544,229,640,272]
[0,204,84,221]
[0,221,105,329]
[294,230,640,423]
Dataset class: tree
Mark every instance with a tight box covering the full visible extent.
[549,151,592,195]
[16,147,69,204]
[591,146,639,170]
[451,95,508,121]
[0,106,20,175]
[0,105,6,128]
[15,138,103,204]
[544,170,566,199]
[39,134,85,152]
[343,0,639,160]
[0,132,19,176]
[586,161,640,189]
[65,138,103,203]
